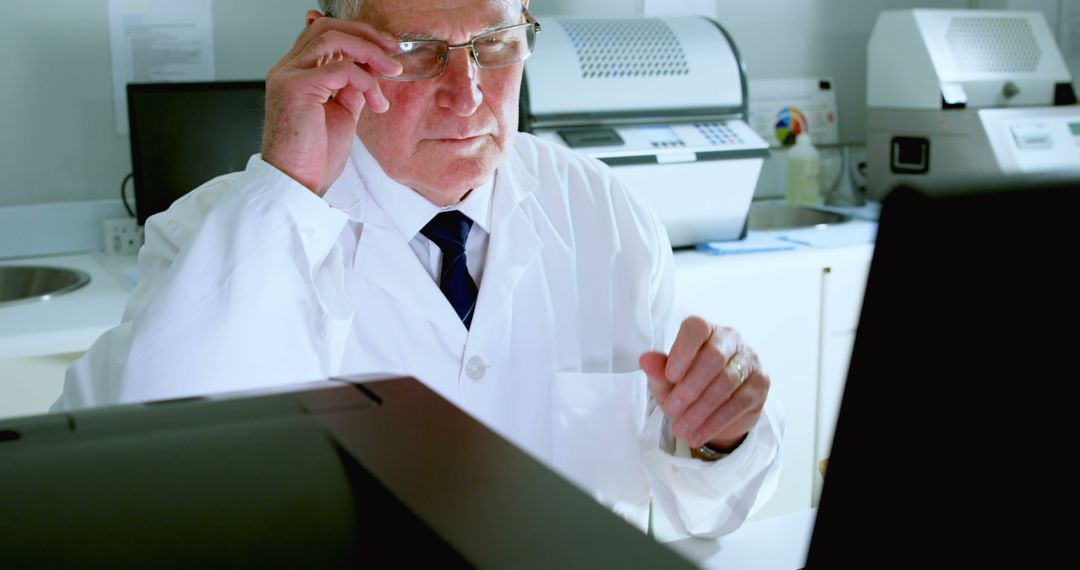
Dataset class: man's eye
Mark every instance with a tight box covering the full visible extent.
[399,45,443,59]
[478,36,511,49]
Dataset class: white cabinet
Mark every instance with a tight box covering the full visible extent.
[673,243,873,521]
[813,248,873,505]
[0,352,81,420]
[674,250,826,521]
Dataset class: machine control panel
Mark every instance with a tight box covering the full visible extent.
[993,113,1080,173]
[1010,123,1053,150]
[695,122,747,146]
[542,119,768,164]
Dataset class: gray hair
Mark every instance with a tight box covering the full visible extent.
[318,0,363,20]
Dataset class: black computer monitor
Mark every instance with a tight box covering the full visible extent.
[127,81,266,225]
[805,179,1077,567]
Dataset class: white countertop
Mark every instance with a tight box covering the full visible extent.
[0,253,136,359]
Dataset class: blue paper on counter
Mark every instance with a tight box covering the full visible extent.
[697,234,799,255]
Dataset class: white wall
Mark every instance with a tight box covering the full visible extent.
[726,0,978,142]
[0,0,313,208]
[532,0,640,17]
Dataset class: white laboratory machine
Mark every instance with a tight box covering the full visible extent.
[521,16,769,246]
[866,9,1080,200]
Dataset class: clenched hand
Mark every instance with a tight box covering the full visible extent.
[640,317,770,453]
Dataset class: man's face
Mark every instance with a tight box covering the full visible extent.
[356,0,527,206]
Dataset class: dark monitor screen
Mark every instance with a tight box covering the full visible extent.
[805,179,1078,567]
[127,81,265,225]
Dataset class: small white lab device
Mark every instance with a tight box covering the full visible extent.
[866,9,1080,199]
[521,16,770,246]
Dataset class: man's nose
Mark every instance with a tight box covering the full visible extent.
[436,48,483,116]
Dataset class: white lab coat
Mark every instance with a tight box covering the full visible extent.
[56,133,783,538]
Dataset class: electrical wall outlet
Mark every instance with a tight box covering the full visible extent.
[847,145,868,190]
[102,218,144,255]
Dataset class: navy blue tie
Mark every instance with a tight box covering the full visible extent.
[420,210,478,329]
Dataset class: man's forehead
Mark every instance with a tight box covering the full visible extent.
[361,0,520,37]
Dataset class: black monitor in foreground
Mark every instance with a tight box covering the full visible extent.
[127,81,265,225]
[0,377,695,568]
[805,179,1078,567]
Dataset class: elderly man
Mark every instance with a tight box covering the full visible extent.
[56,0,782,538]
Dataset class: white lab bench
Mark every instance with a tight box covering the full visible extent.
[0,218,874,551]
[0,253,135,418]
[0,253,134,359]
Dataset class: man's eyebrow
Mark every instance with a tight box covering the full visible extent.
[396,31,440,41]
[478,17,519,34]
[393,16,521,42]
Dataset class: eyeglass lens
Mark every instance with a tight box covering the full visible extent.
[388,25,535,80]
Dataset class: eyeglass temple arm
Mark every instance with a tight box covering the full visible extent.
[522,6,541,33]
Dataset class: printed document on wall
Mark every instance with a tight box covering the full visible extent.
[108,0,215,134]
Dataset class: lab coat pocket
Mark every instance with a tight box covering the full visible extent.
[551,370,651,507]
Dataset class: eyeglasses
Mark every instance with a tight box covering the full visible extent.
[382,8,541,81]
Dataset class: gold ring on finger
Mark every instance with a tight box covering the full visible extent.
[727,358,746,386]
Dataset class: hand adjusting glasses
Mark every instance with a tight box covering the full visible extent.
[381,8,541,81]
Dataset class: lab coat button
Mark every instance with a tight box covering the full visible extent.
[299,227,315,243]
[465,356,486,380]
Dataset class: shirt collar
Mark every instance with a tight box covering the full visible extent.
[349,137,494,241]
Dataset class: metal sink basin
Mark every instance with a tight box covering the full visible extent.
[0,266,91,308]
[746,202,852,231]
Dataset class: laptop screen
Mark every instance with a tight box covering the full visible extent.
[0,377,697,567]
[805,179,1077,567]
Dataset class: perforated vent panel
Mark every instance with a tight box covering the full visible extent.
[945,16,1041,73]
[562,19,689,79]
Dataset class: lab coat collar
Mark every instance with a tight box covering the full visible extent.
[339,137,472,345]
[355,216,471,345]
[347,137,494,240]
[496,138,540,207]
[348,136,542,349]
[343,141,459,344]
[465,138,544,350]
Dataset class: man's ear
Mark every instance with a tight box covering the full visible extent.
[305,9,324,28]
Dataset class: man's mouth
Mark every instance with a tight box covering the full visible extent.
[430,134,491,147]
[434,133,487,141]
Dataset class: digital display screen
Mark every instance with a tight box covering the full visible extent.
[1070,122,1080,136]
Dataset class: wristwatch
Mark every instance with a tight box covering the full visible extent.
[691,433,748,462]
[691,443,730,462]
